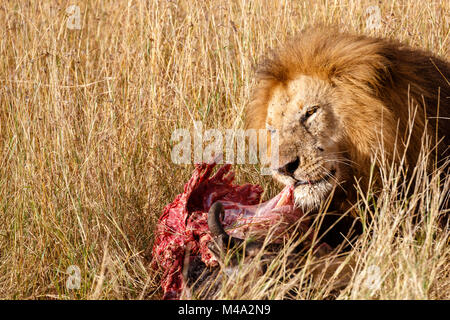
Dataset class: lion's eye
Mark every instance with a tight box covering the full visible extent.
[305,105,319,119]
[308,105,319,116]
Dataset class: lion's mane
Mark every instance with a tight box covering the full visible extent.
[246,29,450,189]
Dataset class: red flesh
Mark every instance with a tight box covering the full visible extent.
[151,163,305,300]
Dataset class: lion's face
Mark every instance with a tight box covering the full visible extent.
[248,30,450,212]
[266,75,347,209]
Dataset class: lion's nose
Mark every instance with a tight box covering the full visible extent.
[277,156,300,177]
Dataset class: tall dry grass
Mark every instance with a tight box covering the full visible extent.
[0,0,448,299]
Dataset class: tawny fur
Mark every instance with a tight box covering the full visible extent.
[246,28,450,211]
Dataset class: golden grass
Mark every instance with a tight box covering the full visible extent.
[0,0,448,299]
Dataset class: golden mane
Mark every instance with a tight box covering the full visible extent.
[246,29,450,183]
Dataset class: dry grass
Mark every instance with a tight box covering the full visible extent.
[0,0,448,299]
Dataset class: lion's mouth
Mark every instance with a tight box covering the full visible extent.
[294,168,336,187]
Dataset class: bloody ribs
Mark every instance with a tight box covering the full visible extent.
[151,162,306,299]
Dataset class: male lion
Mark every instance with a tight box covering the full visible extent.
[246,29,450,246]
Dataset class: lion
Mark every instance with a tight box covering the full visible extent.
[184,30,449,298]
[245,29,450,246]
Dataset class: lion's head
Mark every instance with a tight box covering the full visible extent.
[263,75,349,209]
[246,29,450,211]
